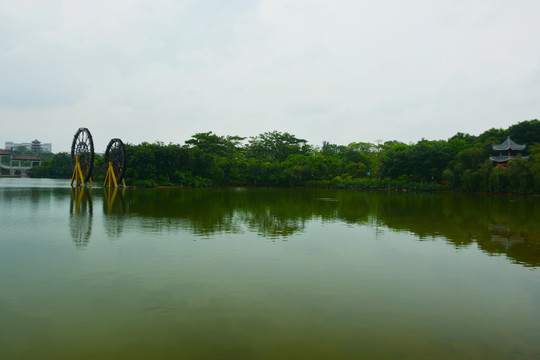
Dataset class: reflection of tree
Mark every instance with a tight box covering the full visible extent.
[238,211,306,239]
[103,187,126,238]
[122,188,344,238]
[69,187,93,248]
[372,192,540,267]
[117,188,540,266]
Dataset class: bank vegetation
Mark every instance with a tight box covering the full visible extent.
[30,119,540,193]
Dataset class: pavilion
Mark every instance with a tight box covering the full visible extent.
[489,136,528,167]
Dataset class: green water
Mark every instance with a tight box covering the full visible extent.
[1,178,539,359]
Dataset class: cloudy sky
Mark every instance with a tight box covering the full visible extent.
[1,0,539,152]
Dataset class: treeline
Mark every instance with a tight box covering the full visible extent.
[31,119,540,193]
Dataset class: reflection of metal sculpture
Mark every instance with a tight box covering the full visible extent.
[71,128,94,187]
[103,186,126,215]
[104,138,127,188]
[103,186,126,238]
[69,187,93,247]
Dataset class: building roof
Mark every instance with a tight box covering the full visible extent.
[492,136,526,151]
[12,155,40,161]
[490,155,529,162]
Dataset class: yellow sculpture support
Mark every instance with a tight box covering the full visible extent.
[104,161,117,187]
[71,155,92,187]
[104,161,126,188]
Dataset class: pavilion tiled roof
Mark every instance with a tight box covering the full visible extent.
[489,155,529,163]
[492,136,526,151]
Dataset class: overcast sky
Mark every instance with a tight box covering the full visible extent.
[1,0,539,153]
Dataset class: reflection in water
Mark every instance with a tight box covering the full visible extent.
[2,180,539,267]
[3,181,540,360]
[120,188,332,238]
[103,187,126,238]
[364,192,540,267]
[115,189,540,267]
[29,187,41,204]
[69,187,93,248]
[489,223,525,249]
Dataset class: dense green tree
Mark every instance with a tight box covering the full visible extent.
[447,136,473,155]
[309,154,343,179]
[488,166,509,192]
[529,144,540,192]
[246,131,310,162]
[345,162,368,178]
[281,155,312,186]
[443,147,490,189]
[379,142,410,179]
[456,147,488,170]
[12,145,27,155]
[31,152,72,178]
[185,132,245,185]
[506,158,533,192]
[381,140,453,182]
[320,141,344,157]
[125,142,158,182]
[477,127,507,144]
[186,132,235,157]
[507,119,540,151]
[93,154,104,180]
[448,132,476,144]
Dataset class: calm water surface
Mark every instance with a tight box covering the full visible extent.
[1,178,539,359]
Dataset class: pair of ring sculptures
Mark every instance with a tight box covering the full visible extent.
[71,128,126,188]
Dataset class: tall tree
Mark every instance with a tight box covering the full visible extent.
[508,119,540,150]
[246,131,310,162]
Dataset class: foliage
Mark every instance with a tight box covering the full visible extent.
[27,119,540,193]
[380,140,453,182]
[246,131,311,162]
[508,119,540,151]
[30,152,72,178]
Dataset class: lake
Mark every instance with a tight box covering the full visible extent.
[1,178,539,359]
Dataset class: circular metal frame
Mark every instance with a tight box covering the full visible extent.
[104,138,126,183]
[71,127,94,182]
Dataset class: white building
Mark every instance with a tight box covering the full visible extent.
[5,140,52,152]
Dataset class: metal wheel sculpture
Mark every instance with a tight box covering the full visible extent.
[104,138,126,183]
[71,128,94,182]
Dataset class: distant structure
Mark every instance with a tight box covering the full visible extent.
[31,139,42,152]
[0,148,41,176]
[489,136,528,167]
[5,140,52,152]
